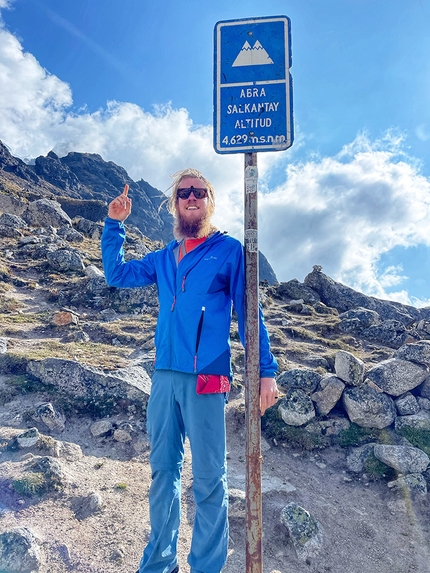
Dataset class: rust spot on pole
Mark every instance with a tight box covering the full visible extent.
[244,152,263,573]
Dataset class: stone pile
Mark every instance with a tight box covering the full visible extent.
[276,343,430,433]
[274,266,430,347]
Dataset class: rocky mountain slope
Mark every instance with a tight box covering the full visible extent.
[0,140,172,245]
[0,152,430,573]
[0,141,277,284]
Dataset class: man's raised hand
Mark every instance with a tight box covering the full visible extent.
[107,184,132,221]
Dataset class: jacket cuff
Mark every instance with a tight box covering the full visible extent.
[260,371,277,379]
[104,217,125,228]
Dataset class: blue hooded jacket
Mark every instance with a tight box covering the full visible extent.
[101,218,277,378]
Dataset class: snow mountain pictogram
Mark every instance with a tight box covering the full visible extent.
[232,40,274,67]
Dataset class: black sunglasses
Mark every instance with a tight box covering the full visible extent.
[177,186,208,200]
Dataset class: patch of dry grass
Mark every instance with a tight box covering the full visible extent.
[0,310,49,325]
[0,180,24,194]
[0,281,13,293]
[8,339,131,369]
[0,294,26,313]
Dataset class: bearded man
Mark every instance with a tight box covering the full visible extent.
[101,168,278,573]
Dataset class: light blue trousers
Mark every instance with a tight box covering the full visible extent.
[138,370,229,573]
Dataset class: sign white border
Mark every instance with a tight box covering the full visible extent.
[214,16,293,154]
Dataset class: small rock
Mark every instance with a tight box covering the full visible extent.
[58,441,83,461]
[261,436,271,452]
[57,543,72,565]
[90,420,113,437]
[85,264,105,278]
[15,428,41,449]
[417,397,430,411]
[0,527,41,573]
[133,438,150,454]
[34,402,66,432]
[113,429,132,443]
[346,444,377,473]
[110,546,125,562]
[228,489,246,518]
[88,491,104,512]
[395,393,420,416]
[277,368,322,393]
[51,311,79,327]
[0,337,8,354]
[280,502,323,561]
[0,501,11,516]
[387,473,427,497]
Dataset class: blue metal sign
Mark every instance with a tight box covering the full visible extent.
[214,16,293,154]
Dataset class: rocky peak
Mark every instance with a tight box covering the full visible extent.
[0,141,278,280]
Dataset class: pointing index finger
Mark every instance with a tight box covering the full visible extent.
[123,184,129,197]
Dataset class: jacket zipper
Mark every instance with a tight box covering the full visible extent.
[172,237,219,370]
[194,306,205,372]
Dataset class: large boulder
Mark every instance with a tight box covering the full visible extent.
[26,358,151,417]
[0,224,23,238]
[334,350,365,386]
[395,411,430,433]
[278,389,316,427]
[22,198,72,228]
[277,368,322,393]
[395,341,430,366]
[311,375,345,416]
[361,320,417,348]
[0,212,27,229]
[366,359,428,397]
[274,279,320,304]
[342,385,396,429]
[373,445,430,474]
[338,307,380,334]
[46,248,85,272]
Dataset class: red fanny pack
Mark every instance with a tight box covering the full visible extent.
[196,374,231,394]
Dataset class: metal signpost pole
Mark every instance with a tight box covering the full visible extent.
[214,16,293,572]
[243,152,262,573]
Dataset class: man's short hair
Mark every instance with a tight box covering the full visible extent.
[167,168,215,219]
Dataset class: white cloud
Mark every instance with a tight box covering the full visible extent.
[1,21,430,306]
[0,24,72,155]
[258,135,430,303]
[411,296,430,309]
[378,265,407,288]
[0,20,243,218]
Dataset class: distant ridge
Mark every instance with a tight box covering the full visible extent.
[0,140,278,283]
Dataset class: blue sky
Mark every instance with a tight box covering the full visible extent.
[1,0,430,306]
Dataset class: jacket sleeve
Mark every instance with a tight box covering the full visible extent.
[101,218,157,288]
[230,244,278,379]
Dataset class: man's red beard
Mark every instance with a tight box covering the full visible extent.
[174,210,214,239]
